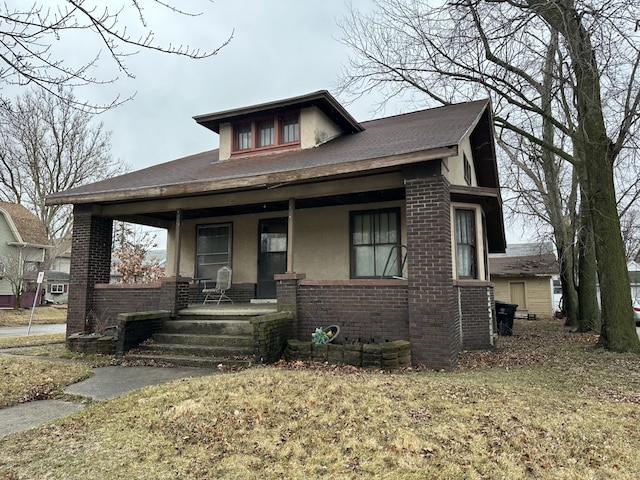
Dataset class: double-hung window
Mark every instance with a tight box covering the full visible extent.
[455,209,477,279]
[281,115,299,143]
[236,123,252,150]
[351,209,401,278]
[196,223,232,280]
[258,119,274,147]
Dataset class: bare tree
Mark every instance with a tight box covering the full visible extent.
[621,209,640,262]
[0,87,127,251]
[337,0,640,350]
[0,1,232,111]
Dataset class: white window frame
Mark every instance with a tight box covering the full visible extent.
[50,284,65,294]
[196,223,232,280]
[451,203,487,281]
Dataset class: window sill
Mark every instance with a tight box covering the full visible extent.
[231,142,300,157]
[453,278,493,287]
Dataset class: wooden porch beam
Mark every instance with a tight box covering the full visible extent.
[287,198,295,273]
[99,172,404,217]
[173,209,183,278]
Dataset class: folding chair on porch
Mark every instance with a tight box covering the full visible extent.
[202,266,233,305]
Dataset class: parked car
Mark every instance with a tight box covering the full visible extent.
[634,298,640,324]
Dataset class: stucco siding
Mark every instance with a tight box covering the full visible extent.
[170,200,406,282]
[300,106,342,148]
[218,122,232,160]
[447,137,476,186]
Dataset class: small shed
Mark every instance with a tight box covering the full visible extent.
[489,243,559,319]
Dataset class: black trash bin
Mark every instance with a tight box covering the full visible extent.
[495,301,518,336]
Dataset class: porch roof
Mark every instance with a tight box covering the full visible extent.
[45,99,497,205]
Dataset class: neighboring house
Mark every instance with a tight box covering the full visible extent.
[44,236,71,304]
[0,202,50,308]
[489,243,559,319]
[45,90,506,370]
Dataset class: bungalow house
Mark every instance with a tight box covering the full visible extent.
[489,243,559,319]
[0,202,50,308]
[45,91,506,370]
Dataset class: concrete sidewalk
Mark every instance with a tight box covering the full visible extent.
[0,364,219,438]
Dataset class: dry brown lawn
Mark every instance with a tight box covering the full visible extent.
[1,319,639,479]
[0,306,67,327]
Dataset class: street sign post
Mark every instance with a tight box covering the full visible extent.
[27,271,45,335]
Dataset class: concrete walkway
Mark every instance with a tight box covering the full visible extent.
[0,360,218,438]
[0,324,66,337]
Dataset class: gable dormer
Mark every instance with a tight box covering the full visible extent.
[193,90,363,161]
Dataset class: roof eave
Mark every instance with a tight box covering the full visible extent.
[45,146,458,206]
[7,242,51,249]
[193,90,364,134]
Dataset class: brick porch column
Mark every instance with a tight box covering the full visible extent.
[404,162,460,370]
[67,205,113,336]
[275,273,305,338]
[159,277,192,317]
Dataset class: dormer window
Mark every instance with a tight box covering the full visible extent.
[258,119,274,147]
[236,123,252,150]
[233,113,300,153]
[282,115,299,143]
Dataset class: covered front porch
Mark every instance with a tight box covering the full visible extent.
[64,162,498,370]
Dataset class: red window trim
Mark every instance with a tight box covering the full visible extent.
[232,112,300,155]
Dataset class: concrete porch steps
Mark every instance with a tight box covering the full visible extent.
[125,303,277,368]
[126,353,254,369]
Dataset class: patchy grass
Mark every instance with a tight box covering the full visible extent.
[0,356,92,409]
[7,343,117,367]
[0,306,67,326]
[1,319,640,479]
[0,333,65,349]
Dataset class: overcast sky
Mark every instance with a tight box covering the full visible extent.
[22,0,526,244]
[84,0,403,171]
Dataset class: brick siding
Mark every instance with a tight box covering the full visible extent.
[66,207,113,335]
[404,163,460,370]
[295,280,409,344]
[92,283,162,329]
[457,282,495,349]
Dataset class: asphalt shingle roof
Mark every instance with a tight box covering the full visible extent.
[489,253,559,277]
[47,99,491,203]
[0,202,49,246]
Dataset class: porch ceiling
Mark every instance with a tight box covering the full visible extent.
[110,188,407,225]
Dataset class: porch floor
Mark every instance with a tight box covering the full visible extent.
[180,302,278,318]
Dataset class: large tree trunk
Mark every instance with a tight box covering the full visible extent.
[538,31,580,327]
[558,241,579,326]
[577,198,600,332]
[531,0,638,350]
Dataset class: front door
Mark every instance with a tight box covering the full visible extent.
[257,218,288,298]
